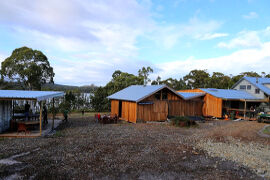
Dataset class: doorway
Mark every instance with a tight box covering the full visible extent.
[118,100,122,117]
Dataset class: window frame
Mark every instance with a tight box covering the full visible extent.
[240,85,246,90]
[255,88,260,94]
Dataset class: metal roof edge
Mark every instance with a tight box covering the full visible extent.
[164,85,188,100]
[243,77,270,95]
[231,77,245,89]
[136,85,167,102]
[107,97,136,102]
[36,92,65,101]
[199,88,261,100]
[181,93,206,100]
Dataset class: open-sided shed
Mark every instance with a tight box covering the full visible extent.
[0,90,64,135]
[108,85,205,123]
[178,88,264,118]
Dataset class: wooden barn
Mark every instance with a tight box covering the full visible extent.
[107,85,205,123]
[178,88,264,118]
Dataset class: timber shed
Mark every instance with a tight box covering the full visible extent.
[178,88,263,118]
[0,90,64,135]
[107,85,205,123]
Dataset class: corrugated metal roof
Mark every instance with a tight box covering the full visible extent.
[0,90,65,101]
[107,85,167,102]
[178,92,205,100]
[200,88,261,100]
[108,85,195,102]
[243,77,270,95]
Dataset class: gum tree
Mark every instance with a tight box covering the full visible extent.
[1,47,55,90]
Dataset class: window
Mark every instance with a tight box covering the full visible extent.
[162,92,168,100]
[155,92,161,100]
[247,85,251,90]
[255,89,260,94]
[240,85,246,90]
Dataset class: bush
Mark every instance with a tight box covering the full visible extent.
[170,116,197,127]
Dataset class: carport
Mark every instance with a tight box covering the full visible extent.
[0,90,64,137]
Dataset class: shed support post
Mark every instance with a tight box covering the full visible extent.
[52,98,55,131]
[244,100,247,120]
[39,101,43,136]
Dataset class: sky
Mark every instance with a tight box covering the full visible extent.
[0,0,270,86]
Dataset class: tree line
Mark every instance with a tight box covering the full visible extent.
[91,68,270,112]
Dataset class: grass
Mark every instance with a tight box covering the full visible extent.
[48,112,110,119]
[54,131,63,137]
[263,126,270,135]
[69,112,109,118]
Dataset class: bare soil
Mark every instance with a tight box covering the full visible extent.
[0,117,266,180]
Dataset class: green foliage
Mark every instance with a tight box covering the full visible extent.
[90,87,110,112]
[1,46,55,90]
[91,69,145,111]
[209,72,231,89]
[54,131,63,137]
[138,66,153,85]
[107,70,144,95]
[152,77,187,90]
[183,69,210,89]
[42,83,97,93]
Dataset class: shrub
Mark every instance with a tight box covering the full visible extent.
[170,116,197,127]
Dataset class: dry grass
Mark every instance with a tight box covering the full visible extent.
[200,121,270,145]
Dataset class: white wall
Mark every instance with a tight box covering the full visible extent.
[233,79,266,99]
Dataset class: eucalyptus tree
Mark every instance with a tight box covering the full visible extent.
[1,46,55,90]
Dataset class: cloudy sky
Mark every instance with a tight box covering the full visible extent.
[0,0,270,86]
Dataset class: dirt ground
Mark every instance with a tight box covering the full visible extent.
[0,116,268,180]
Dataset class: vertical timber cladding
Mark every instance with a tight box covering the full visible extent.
[121,101,137,123]
[177,89,223,118]
[137,101,168,121]
[168,89,203,116]
[137,89,175,122]
[204,94,223,118]
[168,98,203,116]
[110,100,119,116]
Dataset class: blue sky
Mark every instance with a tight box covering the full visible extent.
[0,0,270,85]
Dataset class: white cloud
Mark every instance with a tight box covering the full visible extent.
[52,56,152,86]
[0,53,8,63]
[155,42,270,79]
[218,30,262,49]
[196,33,228,40]
[0,0,154,85]
[2,0,261,86]
[148,17,223,49]
[243,12,258,19]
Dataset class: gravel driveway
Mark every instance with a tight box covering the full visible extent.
[0,117,266,179]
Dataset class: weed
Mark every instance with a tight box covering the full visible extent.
[54,131,63,137]
[263,126,270,135]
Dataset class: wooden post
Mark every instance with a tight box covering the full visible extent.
[244,100,247,120]
[39,101,43,136]
[52,98,55,131]
[12,100,15,118]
